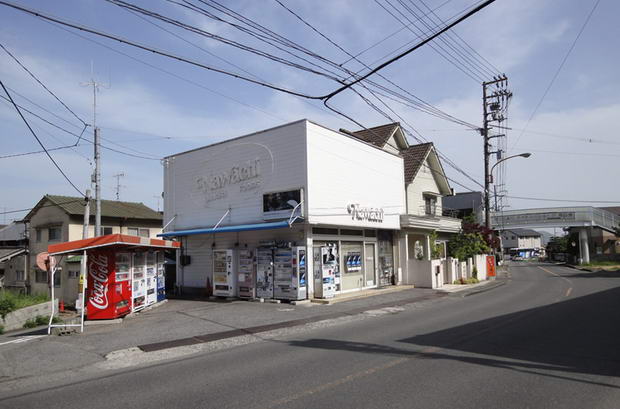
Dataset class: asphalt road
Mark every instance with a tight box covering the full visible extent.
[1,262,619,409]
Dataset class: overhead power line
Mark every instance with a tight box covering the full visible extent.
[0,80,84,196]
[512,0,601,149]
[0,42,88,127]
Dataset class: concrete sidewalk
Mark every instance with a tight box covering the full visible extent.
[0,286,437,382]
[0,276,507,385]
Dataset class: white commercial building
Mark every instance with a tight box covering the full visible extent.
[161,119,462,297]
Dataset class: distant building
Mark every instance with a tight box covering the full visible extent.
[15,195,163,304]
[442,191,484,222]
[500,228,543,258]
[0,222,28,290]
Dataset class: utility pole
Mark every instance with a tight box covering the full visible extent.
[481,75,511,230]
[82,64,108,237]
[113,172,126,201]
[82,189,91,239]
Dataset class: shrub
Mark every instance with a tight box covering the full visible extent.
[23,315,61,328]
[0,325,4,335]
[472,266,478,279]
[0,296,16,320]
[23,318,38,328]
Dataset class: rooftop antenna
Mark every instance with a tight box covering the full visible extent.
[81,61,110,236]
[113,172,126,201]
[153,195,162,212]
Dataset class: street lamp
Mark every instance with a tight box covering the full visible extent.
[489,152,531,184]
[485,152,531,229]
[485,152,531,267]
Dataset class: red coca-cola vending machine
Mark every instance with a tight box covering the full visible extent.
[86,249,132,320]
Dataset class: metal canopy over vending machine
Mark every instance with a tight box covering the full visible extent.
[213,249,237,297]
[237,249,255,299]
[46,234,180,327]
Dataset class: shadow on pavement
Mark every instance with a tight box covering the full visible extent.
[287,286,620,384]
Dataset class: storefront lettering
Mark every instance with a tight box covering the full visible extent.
[347,204,384,223]
[197,159,261,192]
[195,159,261,202]
[88,253,109,310]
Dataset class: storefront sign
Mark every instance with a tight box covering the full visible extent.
[88,252,110,310]
[347,204,384,223]
[195,158,261,203]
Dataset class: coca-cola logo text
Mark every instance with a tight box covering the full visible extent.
[88,253,109,310]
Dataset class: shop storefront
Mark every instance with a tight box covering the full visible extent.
[160,119,405,299]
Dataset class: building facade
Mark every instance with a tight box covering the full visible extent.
[20,195,163,304]
[501,228,543,258]
[162,120,463,296]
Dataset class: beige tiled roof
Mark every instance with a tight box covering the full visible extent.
[26,195,162,221]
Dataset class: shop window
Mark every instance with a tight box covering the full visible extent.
[364,230,377,238]
[340,229,363,236]
[103,226,113,235]
[35,269,47,283]
[312,227,338,236]
[48,226,61,242]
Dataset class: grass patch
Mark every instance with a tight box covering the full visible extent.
[452,277,480,285]
[23,315,61,328]
[0,290,49,319]
[581,261,620,267]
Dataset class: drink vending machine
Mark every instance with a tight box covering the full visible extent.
[213,249,236,297]
[237,249,255,299]
[274,247,307,300]
[313,246,337,298]
[256,247,274,299]
[86,249,132,319]
[132,252,147,311]
[156,251,166,302]
[145,251,158,306]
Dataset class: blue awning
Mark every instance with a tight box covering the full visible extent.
[158,220,294,238]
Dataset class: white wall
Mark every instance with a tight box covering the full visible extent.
[164,120,308,231]
[406,157,443,216]
[305,122,405,230]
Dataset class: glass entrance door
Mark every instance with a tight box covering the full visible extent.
[364,243,376,287]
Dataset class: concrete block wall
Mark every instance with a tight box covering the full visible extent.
[1,299,58,332]
[474,255,487,281]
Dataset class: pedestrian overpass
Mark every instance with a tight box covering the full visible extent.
[491,206,619,263]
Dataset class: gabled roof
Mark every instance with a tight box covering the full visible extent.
[350,123,401,148]
[24,195,162,222]
[401,143,433,183]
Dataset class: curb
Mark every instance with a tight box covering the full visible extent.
[462,280,507,296]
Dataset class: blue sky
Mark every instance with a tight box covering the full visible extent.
[1,0,618,222]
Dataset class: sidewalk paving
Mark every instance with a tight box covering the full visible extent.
[0,277,505,384]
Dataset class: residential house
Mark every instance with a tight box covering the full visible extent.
[0,222,28,290]
[23,195,163,304]
[442,191,484,223]
[500,228,543,258]
[347,123,462,287]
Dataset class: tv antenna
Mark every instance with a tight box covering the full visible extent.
[81,61,110,236]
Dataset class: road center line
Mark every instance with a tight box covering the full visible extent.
[538,266,573,298]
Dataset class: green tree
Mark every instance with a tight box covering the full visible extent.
[447,232,490,260]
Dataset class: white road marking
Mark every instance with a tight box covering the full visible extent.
[0,335,46,346]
